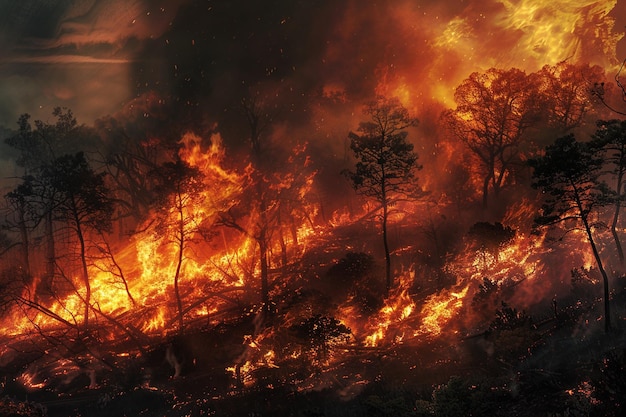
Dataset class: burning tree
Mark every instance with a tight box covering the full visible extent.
[467,221,516,263]
[344,96,421,295]
[529,134,612,332]
[95,94,187,223]
[444,68,540,208]
[536,62,603,134]
[219,91,317,314]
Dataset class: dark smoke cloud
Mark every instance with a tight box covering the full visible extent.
[0,0,187,126]
[0,0,623,130]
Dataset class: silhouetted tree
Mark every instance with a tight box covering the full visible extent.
[222,90,314,313]
[590,119,626,264]
[5,108,96,294]
[591,57,626,117]
[529,135,612,332]
[344,96,421,295]
[444,68,540,208]
[94,95,183,223]
[41,152,113,327]
[151,159,205,333]
[42,152,114,329]
[237,92,276,313]
[4,177,36,276]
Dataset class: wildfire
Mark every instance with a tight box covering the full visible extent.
[0,1,622,411]
[417,285,469,337]
[18,369,46,390]
[495,0,620,67]
[354,269,475,347]
[361,269,416,347]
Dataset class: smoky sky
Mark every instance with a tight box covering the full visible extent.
[0,0,624,129]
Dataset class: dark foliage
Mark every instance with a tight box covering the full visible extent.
[0,397,47,417]
[324,252,384,313]
[486,302,540,363]
[529,133,613,332]
[468,222,516,260]
[0,266,30,315]
[343,96,421,293]
[471,277,499,309]
[43,152,114,233]
[291,314,351,359]
[432,375,508,417]
[591,349,626,416]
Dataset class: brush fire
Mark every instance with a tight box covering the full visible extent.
[1,0,626,416]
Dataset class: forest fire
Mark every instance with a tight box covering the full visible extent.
[1,0,626,416]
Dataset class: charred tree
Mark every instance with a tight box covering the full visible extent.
[94,99,181,224]
[591,57,626,117]
[4,179,36,277]
[529,135,613,333]
[343,96,421,295]
[242,94,274,313]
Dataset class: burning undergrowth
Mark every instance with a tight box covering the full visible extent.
[1,145,625,415]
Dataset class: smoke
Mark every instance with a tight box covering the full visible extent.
[0,0,622,129]
[0,0,188,126]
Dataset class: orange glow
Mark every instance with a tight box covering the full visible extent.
[0,132,323,337]
[417,285,469,337]
[362,270,416,347]
[371,0,620,115]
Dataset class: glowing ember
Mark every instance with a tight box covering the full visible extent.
[417,285,469,337]
[362,269,416,347]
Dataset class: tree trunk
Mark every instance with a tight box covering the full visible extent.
[578,204,612,333]
[256,180,271,313]
[382,201,391,296]
[44,209,56,295]
[277,209,288,267]
[74,218,91,330]
[174,195,185,333]
[259,233,270,311]
[611,220,624,265]
[611,173,624,264]
[290,218,299,249]
[482,174,490,209]
[17,205,30,277]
